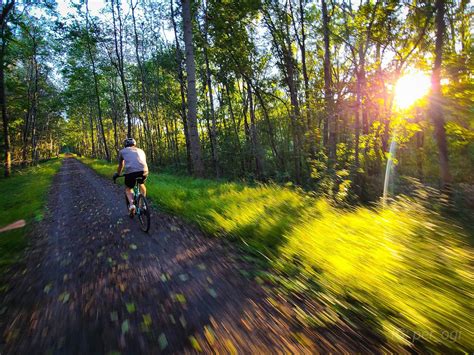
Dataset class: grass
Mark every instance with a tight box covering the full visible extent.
[80,157,473,352]
[0,159,62,275]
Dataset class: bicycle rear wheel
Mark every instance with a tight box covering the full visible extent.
[137,194,150,232]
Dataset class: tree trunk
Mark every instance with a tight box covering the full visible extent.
[254,87,284,171]
[171,0,191,173]
[225,81,245,174]
[89,102,96,157]
[86,0,110,161]
[111,0,133,137]
[322,0,336,166]
[291,0,314,156]
[181,0,204,177]
[131,0,154,162]
[202,1,219,177]
[0,1,13,177]
[247,82,263,179]
[430,0,451,189]
[30,50,39,163]
[22,58,33,164]
[109,77,119,155]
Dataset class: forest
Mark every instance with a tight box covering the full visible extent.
[0,0,472,201]
[0,0,473,353]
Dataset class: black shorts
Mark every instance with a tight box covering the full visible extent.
[124,171,147,188]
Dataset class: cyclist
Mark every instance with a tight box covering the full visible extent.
[113,138,148,215]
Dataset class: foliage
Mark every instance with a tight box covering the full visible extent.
[1,0,472,196]
[0,159,61,274]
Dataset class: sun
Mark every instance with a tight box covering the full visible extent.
[394,72,431,109]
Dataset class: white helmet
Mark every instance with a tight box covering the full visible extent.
[124,137,136,147]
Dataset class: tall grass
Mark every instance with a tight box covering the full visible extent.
[0,159,62,274]
[80,157,473,352]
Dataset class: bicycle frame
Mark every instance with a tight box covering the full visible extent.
[114,174,151,232]
[132,181,143,216]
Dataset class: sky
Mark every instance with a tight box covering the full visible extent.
[54,0,174,43]
[56,0,104,18]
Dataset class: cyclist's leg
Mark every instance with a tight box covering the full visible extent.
[125,188,134,205]
[138,173,147,196]
[139,184,146,197]
[124,173,136,205]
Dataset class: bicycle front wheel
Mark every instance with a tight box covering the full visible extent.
[137,194,150,232]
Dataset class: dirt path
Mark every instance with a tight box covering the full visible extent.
[0,158,376,354]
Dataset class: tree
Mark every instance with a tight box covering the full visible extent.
[85,0,109,161]
[181,0,204,176]
[1,0,14,176]
[110,0,133,137]
[430,0,451,189]
[321,0,336,166]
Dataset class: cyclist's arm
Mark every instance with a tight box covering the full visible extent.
[117,160,124,175]
[117,153,125,175]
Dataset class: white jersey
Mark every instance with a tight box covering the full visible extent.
[118,147,148,175]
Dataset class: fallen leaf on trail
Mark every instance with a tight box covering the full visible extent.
[97,252,103,258]
[119,283,126,292]
[189,336,202,352]
[126,303,136,313]
[179,274,189,282]
[160,274,167,282]
[197,263,206,270]
[267,297,278,307]
[170,225,180,232]
[174,294,186,304]
[179,315,187,328]
[224,339,238,354]
[293,332,313,347]
[207,288,217,298]
[142,314,152,326]
[43,283,52,294]
[204,326,216,345]
[129,244,137,250]
[121,253,129,260]
[121,320,129,334]
[169,314,176,324]
[58,292,70,303]
[158,333,168,350]
[110,311,118,322]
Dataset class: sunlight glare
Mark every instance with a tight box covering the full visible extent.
[394,73,431,109]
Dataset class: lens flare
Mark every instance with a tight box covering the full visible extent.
[394,73,431,109]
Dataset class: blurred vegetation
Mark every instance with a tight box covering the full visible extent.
[0,159,61,275]
[81,156,473,352]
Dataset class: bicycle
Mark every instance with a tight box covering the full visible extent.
[114,175,151,233]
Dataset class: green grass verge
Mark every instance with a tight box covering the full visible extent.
[80,157,473,352]
[0,159,62,275]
